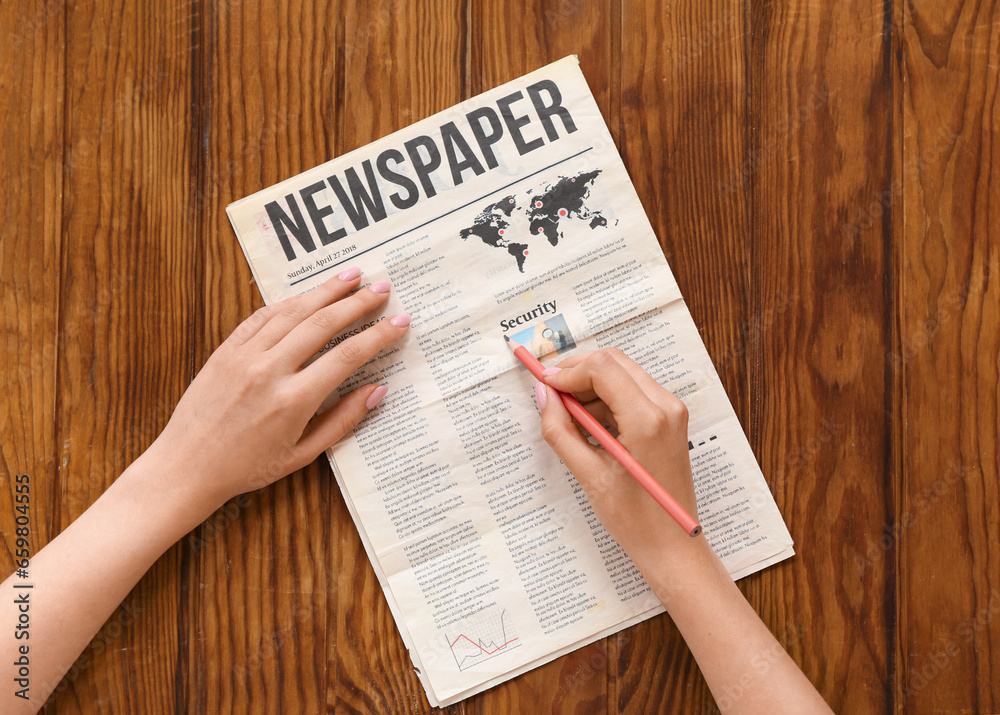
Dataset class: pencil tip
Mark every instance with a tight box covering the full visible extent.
[503,335,510,342]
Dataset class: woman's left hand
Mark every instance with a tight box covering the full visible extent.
[147,269,410,509]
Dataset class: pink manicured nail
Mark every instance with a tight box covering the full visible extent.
[368,280,391,294]
[337,266,361,281]
[389,314,411,328]
[365,385,389,409]
[542,367,562,376]
[534,382,548,409]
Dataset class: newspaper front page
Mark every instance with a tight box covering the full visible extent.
[227,56,794,706]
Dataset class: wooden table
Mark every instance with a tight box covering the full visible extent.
[2,1,997,712]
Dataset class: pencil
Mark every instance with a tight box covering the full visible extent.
[505,336,702,537]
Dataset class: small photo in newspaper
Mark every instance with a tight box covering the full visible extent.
[510,314,577,360]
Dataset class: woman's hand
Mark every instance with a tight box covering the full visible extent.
[535,348,710,573]
[0,268,412,715]
[536,348,833,713]
[146,268,410,511]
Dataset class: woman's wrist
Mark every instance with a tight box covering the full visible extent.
[629,534,730,610]
[118,442,224,540]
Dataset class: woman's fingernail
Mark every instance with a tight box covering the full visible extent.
[365,385,389,409]
[534,382,548,409]
[542,367,562,376]
[369,280,391,294]
[389,314,412,328]
[337,266,361,281]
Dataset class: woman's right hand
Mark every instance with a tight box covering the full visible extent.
[535,348,714,582]
[539,348,835,714]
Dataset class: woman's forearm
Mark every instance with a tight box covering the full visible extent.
[642,541,833,715]
[1,273,408,714]
[0,451,213,714]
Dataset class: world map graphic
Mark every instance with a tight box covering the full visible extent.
[458,169,612,273]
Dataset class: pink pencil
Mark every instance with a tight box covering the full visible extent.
[506,336,702,537]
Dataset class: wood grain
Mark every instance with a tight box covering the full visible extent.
[0,0,65,635]
[46,1,198,712]
[898,0,1000,711]
[0,1,998,713]
[750,0,897,712]
[616,1,752,712]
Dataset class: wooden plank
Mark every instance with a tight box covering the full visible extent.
[329,3,468,712]
[472,0,614,116]
[0,0,66,681]
[749,0,895,712]
[191,1,350,712]
[49,0,198,711]
[616,1,752,711]
[471,1,614,712]
[897,0,1000,710]
[340,1,469,148]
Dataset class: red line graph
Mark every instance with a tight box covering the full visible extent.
[449,633,519,653]
[446,608,521,670]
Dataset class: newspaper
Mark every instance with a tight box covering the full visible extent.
[227,55,794,707]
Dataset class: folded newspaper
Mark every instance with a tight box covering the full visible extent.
[227,55,794,707]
